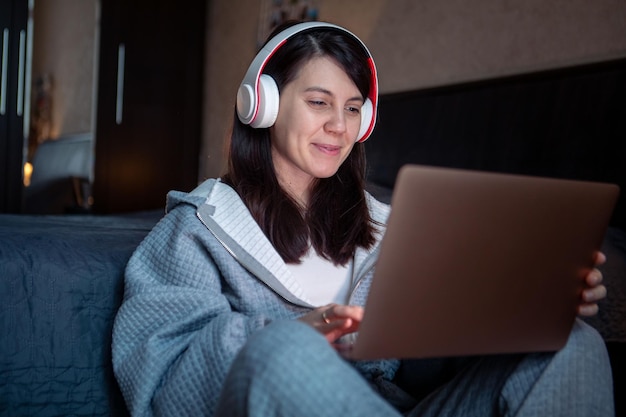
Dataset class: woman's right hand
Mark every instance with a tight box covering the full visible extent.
[299,303,363,345]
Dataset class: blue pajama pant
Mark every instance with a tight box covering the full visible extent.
[215,319,614,416]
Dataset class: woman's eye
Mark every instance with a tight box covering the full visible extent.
[309,100,326,107]
[346,106,361,114]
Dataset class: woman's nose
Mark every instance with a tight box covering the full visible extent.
[325,109,347,134]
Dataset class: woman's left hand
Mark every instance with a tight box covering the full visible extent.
[578,251,608,317]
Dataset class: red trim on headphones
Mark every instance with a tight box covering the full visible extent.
[251,38,289,126]
[358,57,379,143]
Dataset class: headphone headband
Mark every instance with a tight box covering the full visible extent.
[236,21,378,142]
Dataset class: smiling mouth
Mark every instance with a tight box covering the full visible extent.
[315,143,341,153]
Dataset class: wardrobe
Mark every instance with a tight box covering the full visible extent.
[93,0,206,213]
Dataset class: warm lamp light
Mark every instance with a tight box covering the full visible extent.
[23,162,33,187]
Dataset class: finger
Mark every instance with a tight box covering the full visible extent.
[321,308,332,324]
[582,284,607,303]
[320,310,357,332]
[578,303,599,317]
[298,305,338,330]
[331,305,364,321]
[321,318,356,343]
[594,251,607,266]
[585,268,603,286]
[320,303,341,323]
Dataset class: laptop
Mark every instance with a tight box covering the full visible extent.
[345,164,619,360]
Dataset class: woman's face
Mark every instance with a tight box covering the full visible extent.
[270,56,364,202]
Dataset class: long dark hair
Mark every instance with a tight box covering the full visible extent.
[223,22,376,265]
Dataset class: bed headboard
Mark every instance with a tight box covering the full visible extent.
[365,58,626,230]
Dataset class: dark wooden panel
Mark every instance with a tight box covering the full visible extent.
[93,0,206,213]
[365,58,626,229]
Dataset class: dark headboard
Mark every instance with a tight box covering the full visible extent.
[365,58,626,230]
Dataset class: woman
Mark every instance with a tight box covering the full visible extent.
[112,21,614,417]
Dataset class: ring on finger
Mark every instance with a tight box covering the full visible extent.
[322,310,331,324]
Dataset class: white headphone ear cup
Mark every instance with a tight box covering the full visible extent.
[358,98,374,141]
[236,83,255,124]
[251,74,280,128]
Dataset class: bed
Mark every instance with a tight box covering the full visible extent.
[0,211,162,416]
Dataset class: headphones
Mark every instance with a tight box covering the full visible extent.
[236,21,378,142]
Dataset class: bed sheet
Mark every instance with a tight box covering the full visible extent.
[0,211,162,416]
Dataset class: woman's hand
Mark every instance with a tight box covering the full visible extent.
[299,303,363,345]
[578,251,608,317]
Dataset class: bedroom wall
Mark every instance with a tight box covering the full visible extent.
[200,0,626,180]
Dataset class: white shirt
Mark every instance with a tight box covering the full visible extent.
[287,247,352,306]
